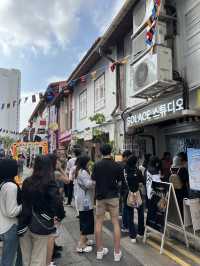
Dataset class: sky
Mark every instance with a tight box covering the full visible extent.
[0,0,125,130]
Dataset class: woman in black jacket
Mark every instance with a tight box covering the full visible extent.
[121,155,145,243]
[18,155,65,266]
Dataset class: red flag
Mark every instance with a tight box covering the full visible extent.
[80,75,86,83]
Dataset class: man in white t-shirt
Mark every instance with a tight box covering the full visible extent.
[65,147,81,205]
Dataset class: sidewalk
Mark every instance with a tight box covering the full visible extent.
[57,207,181,266]
[57,207,142,266]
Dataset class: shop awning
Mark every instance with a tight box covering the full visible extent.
[59,131,72,143]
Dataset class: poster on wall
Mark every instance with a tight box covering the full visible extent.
[187,148,200,192]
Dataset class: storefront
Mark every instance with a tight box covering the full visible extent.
[72,123,115,161]
[124,92,200,158]
[58,130,72,152]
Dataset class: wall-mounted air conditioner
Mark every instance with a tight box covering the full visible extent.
[132,21,167,61]
[131,46,173,98]
[133,0,166,38]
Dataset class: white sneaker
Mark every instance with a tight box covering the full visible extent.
[114,250,122,262]
[131,238,137,243]
[121,228,129,233]
[49,262,56,266]
[96,247,109,260]
[76,246,93,253]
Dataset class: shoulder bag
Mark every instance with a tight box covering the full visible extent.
[29,208,56,235]
[124,170,142,208]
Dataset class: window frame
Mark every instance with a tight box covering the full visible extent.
[79,89,87,120]
[94,73,105,112]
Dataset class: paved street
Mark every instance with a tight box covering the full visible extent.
[57,207,142,266]
[55,207,192,266]
[20,168,200,266]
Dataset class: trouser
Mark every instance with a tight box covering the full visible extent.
[67,181,74,204]
[175,189,184,218]
[0,224,22,266]
[122,202,129,229]
[64,184,68,198]
[20,229,49,266]
[126,204,145,239]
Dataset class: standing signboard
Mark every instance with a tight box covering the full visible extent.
[184,198,200,236]
[187,148,200,192]
[146,182,169,234]
[144,181,188,254]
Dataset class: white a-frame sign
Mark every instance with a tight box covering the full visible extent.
[143,181,189,254]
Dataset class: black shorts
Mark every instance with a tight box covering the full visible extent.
[79,209,94,236]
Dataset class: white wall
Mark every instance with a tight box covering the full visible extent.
[0,68,21,137]
[72,56,117,133]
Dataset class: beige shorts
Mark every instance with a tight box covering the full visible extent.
[96,198,119,218]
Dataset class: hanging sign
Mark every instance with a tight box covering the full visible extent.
[126,96,184,128]
[37,128,46,134]
[187,148,200,192]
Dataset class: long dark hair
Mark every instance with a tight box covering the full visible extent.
[126,155,138,171]
[148,156,161,175]
[75,155,90,178]
[48,153,57,171]
[30,155,54,192]
[0,158,18,183]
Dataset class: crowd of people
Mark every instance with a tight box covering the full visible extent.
[0,143,190,265]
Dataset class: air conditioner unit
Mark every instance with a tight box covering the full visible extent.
[131,46,173,98]
[133,0,166,37]
[132,21,167,61]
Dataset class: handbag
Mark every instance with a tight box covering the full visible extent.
[124,170,142,208]
[29,209,56,235]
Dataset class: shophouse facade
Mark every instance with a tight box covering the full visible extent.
[28,99,48,142]
[69,40,117,160]
[121,0,200,158]
[55,87,73,155]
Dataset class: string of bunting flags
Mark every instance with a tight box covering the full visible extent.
[145,0,161,46]
[0,93,43,111]
[0,55,130,110]
[0,128,20,135]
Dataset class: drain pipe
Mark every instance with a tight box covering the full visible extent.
[99,47,121,115]
[99,47,121,151]
[121,107,131,149]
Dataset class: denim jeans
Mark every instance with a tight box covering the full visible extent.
[0,224,22,266]
[126,204,145,239]
[122,203,129,229]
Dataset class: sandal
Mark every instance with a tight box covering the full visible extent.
[76,245,93,253]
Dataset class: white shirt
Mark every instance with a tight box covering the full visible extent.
[0,182,22,234]
[66,158,76,174]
